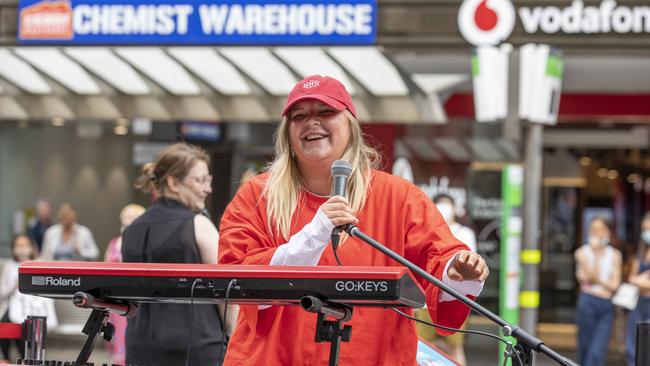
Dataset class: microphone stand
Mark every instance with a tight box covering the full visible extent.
[343,224,578,366]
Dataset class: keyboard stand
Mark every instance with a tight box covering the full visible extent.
[72,292,138,365]
[300,296,353,366]
[74,308,113,365]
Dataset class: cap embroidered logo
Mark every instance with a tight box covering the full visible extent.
[303,80,320,89]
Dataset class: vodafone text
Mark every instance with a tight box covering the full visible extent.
[520,0,650,34]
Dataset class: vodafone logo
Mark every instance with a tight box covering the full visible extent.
[458,0,515,46]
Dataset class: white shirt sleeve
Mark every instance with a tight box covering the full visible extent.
[39,227,57,260]
[0,261,18,301]
[269,208,334,266]
[77,226,99,260]
[439,254,485,302]
[259,209,334,310]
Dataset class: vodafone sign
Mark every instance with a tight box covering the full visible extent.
[520,0,650,34]
[458,0,515,46]
[459,0,650,46]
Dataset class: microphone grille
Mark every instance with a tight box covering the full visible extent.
[331,159,352,177]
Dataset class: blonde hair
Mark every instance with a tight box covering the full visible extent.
[263,110,380,240]
[120,203,146,221]
[135,143,209,198]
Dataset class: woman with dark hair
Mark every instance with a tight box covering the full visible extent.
[219,75,488,365]
[626,212,650,366]
[1,235,42,360]
[574,216,622,366]
[122,142,235,366]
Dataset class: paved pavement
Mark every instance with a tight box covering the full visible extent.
[3,336,627,366]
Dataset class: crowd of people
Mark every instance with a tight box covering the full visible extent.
[0,74,648,366]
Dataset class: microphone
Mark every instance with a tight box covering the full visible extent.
[330,160,352,250]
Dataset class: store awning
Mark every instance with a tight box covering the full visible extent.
[0,46,469,123]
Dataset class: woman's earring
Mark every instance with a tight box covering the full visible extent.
[290,148,295,158]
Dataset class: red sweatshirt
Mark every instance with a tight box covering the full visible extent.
[219,170,471,366]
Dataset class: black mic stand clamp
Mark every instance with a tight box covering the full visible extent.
[503,326,533,366]
[72,292,139,365]
[300,295,353,366]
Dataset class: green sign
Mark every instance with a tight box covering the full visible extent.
[499,164,523,365]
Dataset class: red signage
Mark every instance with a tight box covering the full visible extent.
[19,0,73,40]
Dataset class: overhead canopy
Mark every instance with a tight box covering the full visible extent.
[0,46,465,123]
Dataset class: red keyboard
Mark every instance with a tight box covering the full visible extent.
[19,261,425,308]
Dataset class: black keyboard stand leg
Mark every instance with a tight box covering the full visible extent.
[300,296,353,366]
[74,308,111,365]
[316,312,353,366]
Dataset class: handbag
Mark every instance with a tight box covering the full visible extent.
[612,282,640,310]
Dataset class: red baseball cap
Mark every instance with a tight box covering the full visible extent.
[282,75,356,118]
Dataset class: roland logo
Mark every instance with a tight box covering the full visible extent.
[32,276,81,287]
[335,280,388,292]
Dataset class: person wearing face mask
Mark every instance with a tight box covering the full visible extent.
[121,143,236,366]
[219,75,489,366]
[625,211,650,366]
[1,235,57,360]
[433,194,476,253]
[574,216,622,366]
[103,203,145,365]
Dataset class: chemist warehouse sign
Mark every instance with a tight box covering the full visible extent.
[17,0,376,44]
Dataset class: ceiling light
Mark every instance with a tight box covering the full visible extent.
[579,157,592,166]
[596,168,608,178]
[607,170,619,180]
[116,117,130,127]
[627,173,640,184]
[51,117,65,126]
[114,125,128,135]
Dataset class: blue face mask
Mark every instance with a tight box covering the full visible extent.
[642,230,650,244]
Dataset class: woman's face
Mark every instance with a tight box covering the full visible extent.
[13,236,34,262]
[287,100,351,171]
[588,219,610,245]
[177,160,212,212]
[59,206,76,228]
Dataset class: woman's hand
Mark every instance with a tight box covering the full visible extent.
[447,250,489,282]
[321,196,358,228]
